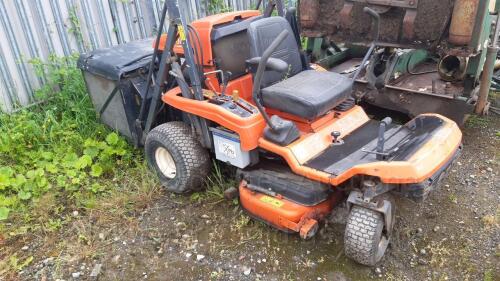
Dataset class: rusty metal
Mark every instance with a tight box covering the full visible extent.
[347,0,418,9]
[341,0,419,40]
[342,63,472,125]
[299,0,320,28]
[402,9,417,40]
[449,0,480,45]
[340,3,355,29]
[364,86,474,125]
[438,55,469,81]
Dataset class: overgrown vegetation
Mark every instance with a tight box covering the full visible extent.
[207,0,231,15]
[466,115,490,129]
[190,161,236,204]
[0,55,145,225]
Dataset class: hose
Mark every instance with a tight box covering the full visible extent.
[187,25,204,77]
[406,53,437,75]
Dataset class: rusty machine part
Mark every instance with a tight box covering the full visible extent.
[438,55,469,81]
[299,0,320,28]
[340,0,419,40]
[300,0,454,49]
[449,0,480,45]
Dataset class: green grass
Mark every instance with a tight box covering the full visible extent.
[483,269,494,281]
[190,161,236,204]
[0,54,161,278]
[0,54,149,226]
[466,115,490,129]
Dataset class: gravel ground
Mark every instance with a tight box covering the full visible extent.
[5,115,499,281]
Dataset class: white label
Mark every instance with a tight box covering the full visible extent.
[218,141,237,159]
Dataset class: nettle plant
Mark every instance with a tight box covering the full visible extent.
[0,55,134,221]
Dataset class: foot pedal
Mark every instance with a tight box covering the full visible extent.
[263,115,300,146]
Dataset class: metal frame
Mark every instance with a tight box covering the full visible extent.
[136,0,286,147]
[137,0,212,148]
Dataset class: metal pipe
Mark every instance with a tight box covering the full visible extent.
[492,13,500,47]
[138,0,169,123]
[49,0,72,55]
[34,0,55,54]
[81,0,99,50]
[475,11,500,114]
[96,0,113,47]
[122,1,137,41]
[109,0,125,44]
[65,0,84,52]
[0,47,17,109]
[134,0,147,38]
[470,0,489,50]
[438,55,469,81]
[475,46,499,114]
[0,0,34,100]
[14,0,45,85]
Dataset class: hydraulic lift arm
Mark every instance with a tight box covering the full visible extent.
[139,0,212,149]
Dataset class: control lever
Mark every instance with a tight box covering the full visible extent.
[220,71,232,96]
[350,7,381,82]
[376,117,392,160]
[203,70,231,95]
[331,131,343,145]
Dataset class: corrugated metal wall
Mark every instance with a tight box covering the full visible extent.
[0,0,296,113]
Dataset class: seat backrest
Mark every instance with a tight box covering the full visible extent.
[247,17,303,88]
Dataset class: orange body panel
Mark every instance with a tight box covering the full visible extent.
[259,113,462,186]
[239,181,339,233]
[164,78,462,186]
[162,87,266,151]
[225,74,254,101]
[156,11,462,188]
[157,10,261,66]
[156,35,184,55]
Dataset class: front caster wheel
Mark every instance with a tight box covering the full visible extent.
[344,206,389,266]
[145,122,210,193]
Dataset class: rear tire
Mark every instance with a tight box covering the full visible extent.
[145,122,210,193]
[344,206,388,266]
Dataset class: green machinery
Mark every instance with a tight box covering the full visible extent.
[299,0,499,124]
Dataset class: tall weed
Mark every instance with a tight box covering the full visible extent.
[0,55,139,222]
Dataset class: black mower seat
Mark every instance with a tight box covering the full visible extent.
[247,16,352,120]
[261,70,352,120]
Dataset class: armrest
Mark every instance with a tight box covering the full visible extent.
[246,57,289,73]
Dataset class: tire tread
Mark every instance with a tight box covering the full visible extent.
[344,206,384,266]
[145,122,210,193]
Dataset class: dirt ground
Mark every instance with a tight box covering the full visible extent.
[3,115,499,281]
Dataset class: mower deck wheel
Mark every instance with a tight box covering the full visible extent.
[344,206,389,266]
[145,122,210,193]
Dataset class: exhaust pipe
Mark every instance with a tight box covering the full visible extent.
[438,55,469,81]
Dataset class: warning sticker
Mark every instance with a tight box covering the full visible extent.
[178,25,186,41]
[260,196,284,208]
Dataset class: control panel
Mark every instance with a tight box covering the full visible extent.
[206,90,258,118]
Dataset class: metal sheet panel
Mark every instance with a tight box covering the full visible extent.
[0,0,296,113]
